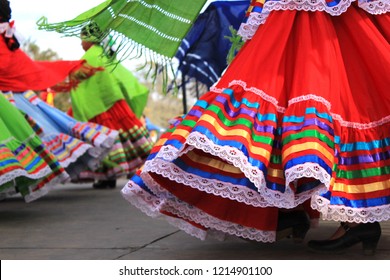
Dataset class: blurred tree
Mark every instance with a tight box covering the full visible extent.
[135,59,205,126]
[21,38,61,61]
[20,39,72,112]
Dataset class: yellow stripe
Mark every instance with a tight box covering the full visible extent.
[172,128,191,138]
[267,167,284,179]
[185,150,242,174]
[332,179,390,193]
[283,142,334,163]
[54,140,80,159]
[24,90,35,98]
[154,136,170,147]
[199,115,271,159]
[84,128,95,139]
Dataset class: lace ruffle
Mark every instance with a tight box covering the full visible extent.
[43,134,94,168]
[0,166,52,187]
[129,173,277,242]
[311,194,390,223]
[238,0,389,41]
[144,131,329,209]
[212,80,390,129]
[121,181,209,240]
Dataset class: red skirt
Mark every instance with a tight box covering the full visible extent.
[122,6,389,241]
[83,100,153,180]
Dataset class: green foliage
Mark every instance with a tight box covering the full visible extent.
[225,26,244,65]
[53,92,72,113]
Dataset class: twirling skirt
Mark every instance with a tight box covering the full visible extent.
[122,6,390,241]
[79,99,154,180]
[0,93,68,202]
[6,91,118,182]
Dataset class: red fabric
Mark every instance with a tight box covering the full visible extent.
[367,9,390,43]
[67,107,73,117]
[0,35,85,92]
[219,6,389,124]
[89,99,143,129]
[140,6,387,233]
[151,172,279,231]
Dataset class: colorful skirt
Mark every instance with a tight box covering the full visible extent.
[0,93,68,202]
[79,99,154,180]
[122,5,390,242]
[5,91,118,182]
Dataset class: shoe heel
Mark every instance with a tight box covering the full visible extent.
[292,223,310,243]
[362,236,380,256]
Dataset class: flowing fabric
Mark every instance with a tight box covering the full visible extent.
[68,41,154,180]
[6,91,118,182]
[175,0,249,88]
[0,15,102,200]
[0,93,69,202]
[37,0,207,60]
[70,44,149,121]
[0,6,106,199]
[79,100,154,180]
[237,0,389,41]
[0,35,86,92]
[121,2,390,242]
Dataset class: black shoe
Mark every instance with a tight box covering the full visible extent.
[276,211,311,243]
[239,210,310,244]
[308,222,381,255]
[92,180,116,189]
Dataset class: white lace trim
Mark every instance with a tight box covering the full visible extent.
[264,0,353,15]
[121,180,210,240]
[164,216,210,241]
[238,12,268,41]
[140,173,277,242]
[121,180,165,218]
[24,185,52,203]
[91,132,117,149]
[237,0,389,41]
[148,136,278,207]
[144,131,330,209]
[22,171,69,203]
[359,0,390,14]
[143,157,272,207]
[153,144,180,161]
[288,94,332,110]
[211,80,390,129]
[285,163,331,188]
[227,80,285,113]
[0,166,53,187]
[311,193,390,223]
[186,132,290,207]
[87,146,104,159]
[331,114,390,129]
[284,163,330,202]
